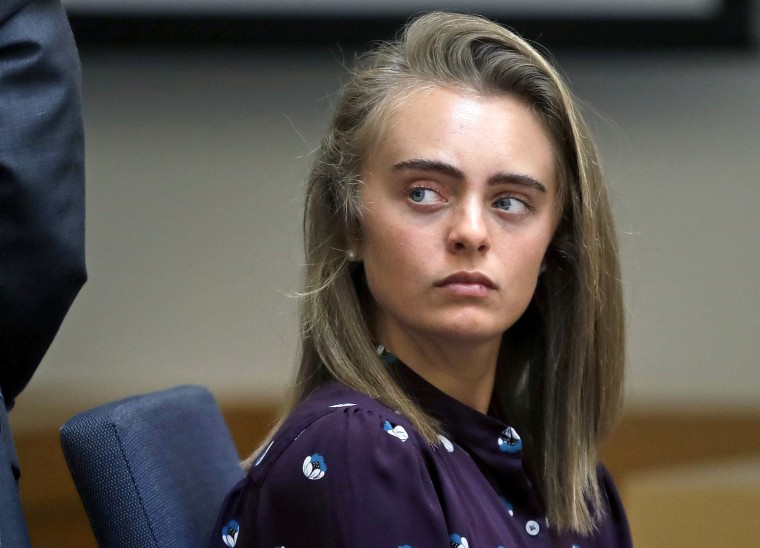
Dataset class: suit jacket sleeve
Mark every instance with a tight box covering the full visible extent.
[0,0,86,408]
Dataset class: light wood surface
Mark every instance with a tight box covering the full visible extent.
[625,457,760,547]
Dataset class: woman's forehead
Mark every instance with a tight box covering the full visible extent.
[363,87,558,189]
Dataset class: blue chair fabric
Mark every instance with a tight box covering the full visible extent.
[60,385,244,548]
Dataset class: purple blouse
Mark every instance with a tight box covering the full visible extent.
[210,360,632,548]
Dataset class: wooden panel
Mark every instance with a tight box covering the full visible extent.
[601,409,760,479]
[15,430,96,547]
[624,458,760,547]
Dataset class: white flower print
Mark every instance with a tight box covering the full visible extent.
[302,454,327,480]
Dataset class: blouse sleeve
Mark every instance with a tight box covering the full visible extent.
[215,405,449,548]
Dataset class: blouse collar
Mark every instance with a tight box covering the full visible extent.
[379,346,525,461]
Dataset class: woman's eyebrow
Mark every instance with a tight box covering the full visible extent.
[489,172,547,193]
[392,158,464,179]
[392,158,547,193]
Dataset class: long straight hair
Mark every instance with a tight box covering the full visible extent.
[249,11,625,535]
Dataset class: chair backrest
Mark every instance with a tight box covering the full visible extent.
[60,385,244,548]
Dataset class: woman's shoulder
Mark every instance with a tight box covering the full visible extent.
[247,382,425,484]
[212,383,448,547]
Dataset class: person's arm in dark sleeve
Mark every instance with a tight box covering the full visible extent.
[0,0,86,409]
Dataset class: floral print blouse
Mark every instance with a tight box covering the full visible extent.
[210,356,632,547]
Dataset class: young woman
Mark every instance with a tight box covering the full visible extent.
[212,11,630,548]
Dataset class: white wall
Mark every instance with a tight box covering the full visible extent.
[566,52,760,409]
[11,46,760,428]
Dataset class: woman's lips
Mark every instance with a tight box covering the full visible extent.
[434,271,497,297]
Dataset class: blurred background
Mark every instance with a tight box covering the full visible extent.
[11,0,760,545]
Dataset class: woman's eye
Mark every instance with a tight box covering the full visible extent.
[408,187,440,204]
[494,196,529,214]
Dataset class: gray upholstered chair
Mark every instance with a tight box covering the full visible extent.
[60,385,244,548]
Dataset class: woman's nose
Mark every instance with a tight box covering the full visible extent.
[447,198,490,253]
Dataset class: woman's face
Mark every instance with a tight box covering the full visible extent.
[358,87,559,349]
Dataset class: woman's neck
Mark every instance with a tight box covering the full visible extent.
[378,329,501,414]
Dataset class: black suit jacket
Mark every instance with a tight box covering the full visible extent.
[0,1,85,544]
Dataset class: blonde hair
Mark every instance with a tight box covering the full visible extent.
[251,11,625,535]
